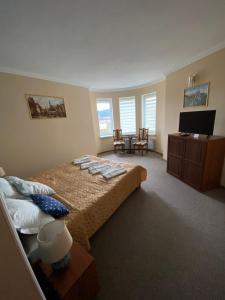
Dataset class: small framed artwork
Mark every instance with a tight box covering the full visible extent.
[26,94,66,119]
[183,83,209,108]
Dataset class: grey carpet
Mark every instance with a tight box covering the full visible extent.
[90,152,225,300]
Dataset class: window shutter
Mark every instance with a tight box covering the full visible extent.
[142,93,157,134]
[119,97,136,134]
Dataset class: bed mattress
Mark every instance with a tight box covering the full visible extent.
[29,156,147,249]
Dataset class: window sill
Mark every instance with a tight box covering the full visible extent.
[99,135,113,139]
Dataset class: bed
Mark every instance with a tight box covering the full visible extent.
[28,155,147,250]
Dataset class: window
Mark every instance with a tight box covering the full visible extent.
[119,96,136,134]
[142,92,157,134]
[96,98,114,137]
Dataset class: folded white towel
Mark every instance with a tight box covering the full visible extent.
[89,164,112,175]
[72,156,91,165]
[102,167,127,179]
[80,161,99,170]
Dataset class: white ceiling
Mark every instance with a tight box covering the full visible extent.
[1,0,225,91]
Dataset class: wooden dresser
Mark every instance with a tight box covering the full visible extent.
[167,133,225,191]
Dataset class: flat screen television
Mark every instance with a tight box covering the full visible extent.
[179,110,216,135]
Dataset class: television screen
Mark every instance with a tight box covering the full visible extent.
[179,110,216,135]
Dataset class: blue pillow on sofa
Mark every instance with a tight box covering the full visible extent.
[30,194,69,218]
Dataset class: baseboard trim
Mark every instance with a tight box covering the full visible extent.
[97,149,163,156]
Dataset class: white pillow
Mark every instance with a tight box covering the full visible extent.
[5,198,54,234]
[0,178,20,198]
[6,176,55,196]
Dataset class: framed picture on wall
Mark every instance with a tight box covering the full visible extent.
[183,83,209,108]
[26,94,66,119]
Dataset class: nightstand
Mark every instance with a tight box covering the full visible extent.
[39,243,99,300]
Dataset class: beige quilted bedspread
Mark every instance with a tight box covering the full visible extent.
[29,156,147,249]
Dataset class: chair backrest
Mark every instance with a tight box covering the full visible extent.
[113,129,123,141]
[138,128,148,141]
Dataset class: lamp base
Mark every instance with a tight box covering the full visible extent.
[52,253,70,272]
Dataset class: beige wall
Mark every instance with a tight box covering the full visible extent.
[0,192,44,300]
[90,81,166,154]
[0,73,97,177]
[163,47,225,186]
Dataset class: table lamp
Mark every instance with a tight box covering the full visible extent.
[37,220,73,272]
[0,167,6,177]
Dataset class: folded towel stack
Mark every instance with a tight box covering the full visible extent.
[88,164,112,175]
[72,156,127,179]
[102,167,127,179]
[72,156,91,165]
[80,161,99,170]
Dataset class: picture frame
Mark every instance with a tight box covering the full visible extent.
[183,83,209,108]
[26,94,66,119]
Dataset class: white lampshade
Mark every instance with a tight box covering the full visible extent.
[0,167,6,177]
[37,220,73,264]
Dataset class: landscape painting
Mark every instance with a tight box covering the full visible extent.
[26,95,66,119]
[183,83,209,108]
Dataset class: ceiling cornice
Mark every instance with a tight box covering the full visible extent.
[0,41,225,92]
[0,67,90,89]
[90,77,166,93]
[164,40,225,78]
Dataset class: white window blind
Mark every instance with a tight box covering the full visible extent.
[119,96,136,134]
[142,92,157,134]
[96,98,114,137]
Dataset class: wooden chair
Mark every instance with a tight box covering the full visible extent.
[133,128,149,155]
[113,129,125,153]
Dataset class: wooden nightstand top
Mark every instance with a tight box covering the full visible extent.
[40,243,96,299]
